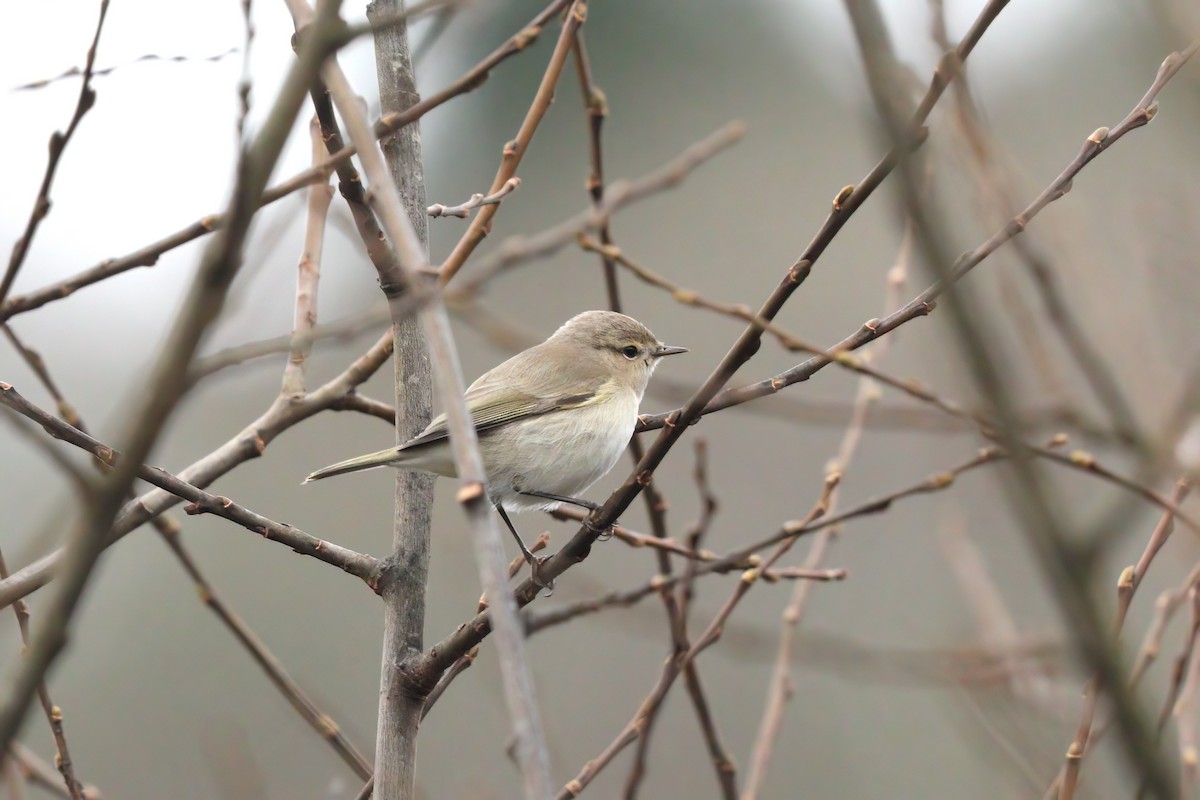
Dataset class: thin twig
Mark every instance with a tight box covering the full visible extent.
[15,47,239,91]
[0,1,348,757]
[0,0,109,307]
[280,117,333,397]
[438,1,587,284]
[845,1,1192,795]
[0,383,381,585]
[157,515,373,779]
[428,177,521,219]
[7,743,100,800]
[0,0,572,323]
[0,549,85,800]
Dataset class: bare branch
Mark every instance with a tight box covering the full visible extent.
[0,0,571,324]
[0,549,86,800]
[0,383,381,585]
[318,7,555,793]
[437,2,586,283]
[0,330,392,611]
[427,177,521,219]
[0,0,109,307]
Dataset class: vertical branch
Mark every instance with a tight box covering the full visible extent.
[1174,588,1200,798]
[282,117,333,397]
[572,33,621,309]
[572,33,735,798]
[365,2,437,797]
[326,6,553,796]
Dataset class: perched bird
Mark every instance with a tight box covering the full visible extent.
[304,310,686,585]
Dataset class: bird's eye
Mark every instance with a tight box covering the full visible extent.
[621,345,639,360]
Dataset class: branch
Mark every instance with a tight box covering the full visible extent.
[437,2,585,283]
[427,176,521,218]
[636,45,1194,443]
[280,117,334,397]
[0,331,392,611]
[156,514,373,779]
[0,549,85,800]
[0,0,347,756]
[844,1,1193,795]
[319,8,555,794]
[0,0,570,324]
[0,0,109,307]
[0,383,381,584]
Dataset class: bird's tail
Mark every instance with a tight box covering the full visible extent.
[303,447,403,483]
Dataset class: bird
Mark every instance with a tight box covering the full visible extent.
[304,310,687,586]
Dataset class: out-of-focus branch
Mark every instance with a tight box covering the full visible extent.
[843,1,1193,795]
[0,0,346,757]
[0,0,570,324]
[0,549,85,800]
[15,47,239,91]
[0,0,109,308]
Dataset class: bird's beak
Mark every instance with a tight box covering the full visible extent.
[653,344,688,358]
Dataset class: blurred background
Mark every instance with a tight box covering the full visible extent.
[3,0,1200,797]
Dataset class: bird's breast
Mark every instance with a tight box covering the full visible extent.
[486,388,639,509]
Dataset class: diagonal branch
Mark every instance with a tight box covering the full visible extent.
[416,0,1011,688]
[0,0,571,324]
[437,2,586,284]
[0,0,109,307]
[0,383,380,584]
[0,0,347,758]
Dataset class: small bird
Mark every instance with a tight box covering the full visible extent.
[304,310,687,585]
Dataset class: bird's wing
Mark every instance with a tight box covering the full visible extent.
[399,385,598,452]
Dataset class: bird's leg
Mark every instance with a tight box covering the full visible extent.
[517,489,616,541]
[494,503,554,593]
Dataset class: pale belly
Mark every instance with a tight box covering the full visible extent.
[480,393,638,511]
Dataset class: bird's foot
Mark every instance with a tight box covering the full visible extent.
[584,512,617,541]
[529,555,555,596]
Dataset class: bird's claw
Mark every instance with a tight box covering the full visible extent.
[584,514,617,541]
[530,555,555,596]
